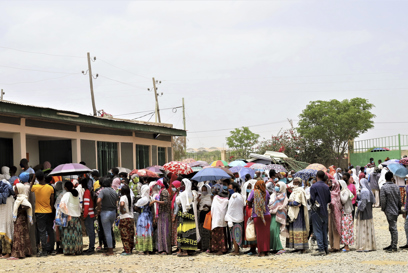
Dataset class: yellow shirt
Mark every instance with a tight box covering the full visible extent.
[93,180,100,191]
[31,184,54,213]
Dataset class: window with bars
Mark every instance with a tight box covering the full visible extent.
[158,147,166,166]
[97,142,118,176]
[136,145,150,169]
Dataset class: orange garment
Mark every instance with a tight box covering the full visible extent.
[329,166,336,177]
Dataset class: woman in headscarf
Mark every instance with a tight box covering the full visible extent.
[355,178,376,252]
[241,179,257,255]
[197,183,212,253]
[247,180,271,257]
[171,180,181,248]
[0,179,14,259]
[135,184,154,255]
[344,172,357,221]
[329,166,336,177]
[7,183,32,260]
[268,181,288,255]
[154,179,172,255]
[60,181,83,255]
[328,179,342,252]
[210,180,229,255]
[286,177,309,253]
[225,182,245,255]
[339,180,354,252]
[175,179,200,257]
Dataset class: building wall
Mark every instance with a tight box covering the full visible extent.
[0,118,172,171]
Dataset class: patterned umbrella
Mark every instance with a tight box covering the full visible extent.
[400,158,408,166]
[249,163,267,171]
[182,158,196,164]
[293,169,318,181]
[229,160,246,167]
[189,161,209,167]
[265,164,287,173]
[163,161,193,175]
[306,163,327,172]
[129,169,159,178]
[210,160,229,167]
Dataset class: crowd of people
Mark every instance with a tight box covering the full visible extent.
[0,156,407,260]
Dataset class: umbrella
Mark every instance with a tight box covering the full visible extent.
[191,167,203,172]
[387,163,408,178]
[230,166,244,173]
[306,163,327,172]
[229,160,246,167]
[265,164,287,173]
[163,161,193,175]
[239,167,255,179]
[192,168,231,182]
[146,166,163,174]
[49,163,91,176]
[293,169,318,181]
[382,159,401,166]
[249,163,267,171]
[245,162,255,168]
[182,158,196,164]
[219,167,233,176]
[189,161,209,167]
[129,169,159,178]
[210,160,229,167]
[371,148,390,152]
[115,167,132,174]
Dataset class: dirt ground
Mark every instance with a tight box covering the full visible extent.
[1,208,408,273]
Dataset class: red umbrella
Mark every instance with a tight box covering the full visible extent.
[129,169,159,178]
[245,162,255,168]
[163,161,193,175]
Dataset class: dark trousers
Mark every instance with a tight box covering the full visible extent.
[35,213,55,252]
[386,214,398,249]
[85,216,96,250]
[311,211,328,253]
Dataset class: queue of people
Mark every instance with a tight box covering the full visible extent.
[1,157,408,260]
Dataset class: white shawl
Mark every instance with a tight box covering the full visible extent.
[198,184,212,211]
[0,195,14,244]
[136,185,150,207]
[60,192,81,217]
[211,195,229,229]
[178,179,193,213]
[13,183,32,224]
[225,192,245,227]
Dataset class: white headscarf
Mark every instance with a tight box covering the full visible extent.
[241,180,256,201]
[136,185,150,207]
[198,184,212,211]
[224,192,245,227]
[178,179,193,213]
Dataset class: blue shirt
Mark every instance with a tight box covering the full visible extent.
[310,181,331,218]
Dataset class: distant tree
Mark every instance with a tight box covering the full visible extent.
[226,127,260,158]
[173,136,186,161]
[298,98,375,166]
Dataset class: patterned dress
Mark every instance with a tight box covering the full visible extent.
[341,210,354,245]
[286,206,309,250]
[211,227,227,253]
[177,207,197,251]
[62,217,83,255]
[119,218,135,253]
[135,204,154,252]
[11,208,32,258]
[157,189,172,254]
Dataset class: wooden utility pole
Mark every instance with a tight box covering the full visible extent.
[87,52,97,116]
[182,97,186,130]
[152,77,161,123]
[0,89,4,101]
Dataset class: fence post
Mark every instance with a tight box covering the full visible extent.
[399,134,402,158]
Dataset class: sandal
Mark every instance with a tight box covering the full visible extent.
[7,257,19,260]
[276,250,286,255]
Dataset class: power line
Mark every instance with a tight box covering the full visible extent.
[0,64,77,74]
[114,106,183,117]
[98,58,150,79]
[0,74,78,85]
[98,75,147,90]
[188,120,289,133]
[0,46,84,59]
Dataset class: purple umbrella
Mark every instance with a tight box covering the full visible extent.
[49,163,91,176]
[146,166,163,174]
[265,164,287,173]
[189,161,209,167]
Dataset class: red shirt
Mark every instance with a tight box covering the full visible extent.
[83,189,95,218]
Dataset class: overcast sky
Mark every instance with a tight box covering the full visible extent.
[1,0,407,149]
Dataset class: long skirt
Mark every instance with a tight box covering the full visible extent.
[400,187,406,206]
[243,206,257,247]
[157,212,172,254]
[286,207,309,250]
[199,223,211,251]
[253,215,271,252]
[270,215,283,251]
[11,211,32,258]
[355,218,376,251]
[0,235,12,254]
[119,218,135,253]
[135,209,153,252]
[230,222,244,246]
[172,215,178,246]
[328,213,341,250]
[211,227,227,253]
[62,217,83,255]
[177,208,197,251]
[341,212,354,246]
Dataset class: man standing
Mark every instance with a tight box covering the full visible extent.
[20,158,34,174]
[310,170,332,256]
[381,171,402,252]
[30,170,55,257]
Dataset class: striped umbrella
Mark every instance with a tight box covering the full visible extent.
[306,163,327,172]
[210,160,229,167]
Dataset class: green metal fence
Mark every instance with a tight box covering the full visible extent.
[350,134,408,167]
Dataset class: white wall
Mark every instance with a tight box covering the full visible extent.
[26,137,39,167]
